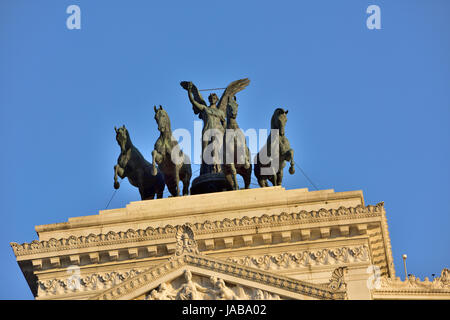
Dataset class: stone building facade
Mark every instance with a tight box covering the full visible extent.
[10,187,450,300]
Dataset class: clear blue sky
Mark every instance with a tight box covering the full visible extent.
[1,0,449,299]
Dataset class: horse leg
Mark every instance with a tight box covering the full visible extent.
[224,162,239,190]
[269,174,277,187]
[139,188,150,200]
[242,165,252,189]
[174,166,180,196]
[285,149,295,174]
[114,164,125,189]
[155,174,164,199]
[182,174,190,196]
[164,174,177,197]
[182,161,191,196]
[277,168,283,186]
[231,164,239,190]
[151,150,162,176]
[254,162,266,188]
[244,145,251,170]
[276,160,286,186]
[167,184,178,197]
[223,166,234,190]
[113,165,119,189]
[258,178,268,188]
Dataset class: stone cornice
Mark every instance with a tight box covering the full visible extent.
[93,254,348,300]
[34,188,365,234]
[10,202,385,258]
[380,206,395,277]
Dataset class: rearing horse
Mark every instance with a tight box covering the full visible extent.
[113,125,165,200]
[222,96,252,190]
[254,108,295,187]
[151,105,192,196]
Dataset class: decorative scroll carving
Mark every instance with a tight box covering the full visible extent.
[328,267,348,291]
[228,245,368,270]
[37,269,145,296]
[145,271,282,300]
[376,268,450,292]
[174,225,199,257]
[10,203,384,256]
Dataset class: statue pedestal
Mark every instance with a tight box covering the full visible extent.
[189,172,232,195]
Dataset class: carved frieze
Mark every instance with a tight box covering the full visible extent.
[37,269,145,296]
[227,245,369,270]
[145,270,282,300]
[10,202,385,256]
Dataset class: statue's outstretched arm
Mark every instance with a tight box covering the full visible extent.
[188,89,206,112]
[194,282,210,293]
[180,81,207,116]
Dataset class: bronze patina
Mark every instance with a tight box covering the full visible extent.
[151,105,192,196]
[254,108,295,187]
[113,125,165,200]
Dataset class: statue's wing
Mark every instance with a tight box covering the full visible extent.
[217,78,250,113]
[180,81,207,115]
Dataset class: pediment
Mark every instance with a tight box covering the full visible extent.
[138,269,285,300]
[93,254,347,300]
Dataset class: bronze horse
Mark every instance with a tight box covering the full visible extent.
[151,106,192,196]
[254,108,295,187]
[222,96,252,190]
[113,125,165,200]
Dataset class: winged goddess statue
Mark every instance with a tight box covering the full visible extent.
[180,79,250,175]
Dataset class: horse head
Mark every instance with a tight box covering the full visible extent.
[271,108,288,136]
[226,96,238,120]
[115,125,131,151]
[154,105,171,133]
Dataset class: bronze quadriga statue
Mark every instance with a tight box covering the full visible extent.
[180,78,250,194]
[151,106,192,196]
[112,78,296,200]
[254,108,295,187]
[113,125,165,200]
